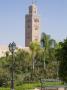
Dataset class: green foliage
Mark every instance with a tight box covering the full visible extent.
[0,82,63,90]
[56,39,67,83]
[1,33,66,88]
[41,33,57,78]
[0,57,10,87]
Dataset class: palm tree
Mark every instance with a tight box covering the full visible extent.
[29,41,40,72]
[41,32,56,78]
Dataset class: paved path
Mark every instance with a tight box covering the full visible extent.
[33,87,66,90]
[33,88,39,90]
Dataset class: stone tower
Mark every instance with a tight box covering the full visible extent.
[25,4,40,47]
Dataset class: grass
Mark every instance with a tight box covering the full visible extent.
[0,82,63,90]
[43,81,63,86]
[0,82,40,90]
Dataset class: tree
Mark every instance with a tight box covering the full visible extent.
[0,57,10,87]
[29,41,40,72]
[12,48,31,83]
[0,48,31,86]
[41,33,57,78]
[56,39,67,83]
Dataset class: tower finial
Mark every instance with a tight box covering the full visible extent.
[32,0,34,4]
[32,0,37,5]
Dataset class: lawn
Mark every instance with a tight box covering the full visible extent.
[0,82,63,90]
[0,82,40,90]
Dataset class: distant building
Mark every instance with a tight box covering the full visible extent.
[25,4,40,47]
[0,45,8,57]
[0,45,30,58]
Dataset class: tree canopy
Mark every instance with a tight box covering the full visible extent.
[56,39,67,83]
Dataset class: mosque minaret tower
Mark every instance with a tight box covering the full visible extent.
[25,3,40,47]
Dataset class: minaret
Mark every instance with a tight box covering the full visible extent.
[25,3,40,47]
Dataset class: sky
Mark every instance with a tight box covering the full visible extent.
[0,0,67,46]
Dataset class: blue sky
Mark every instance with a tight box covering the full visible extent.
[0,0,67,46]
